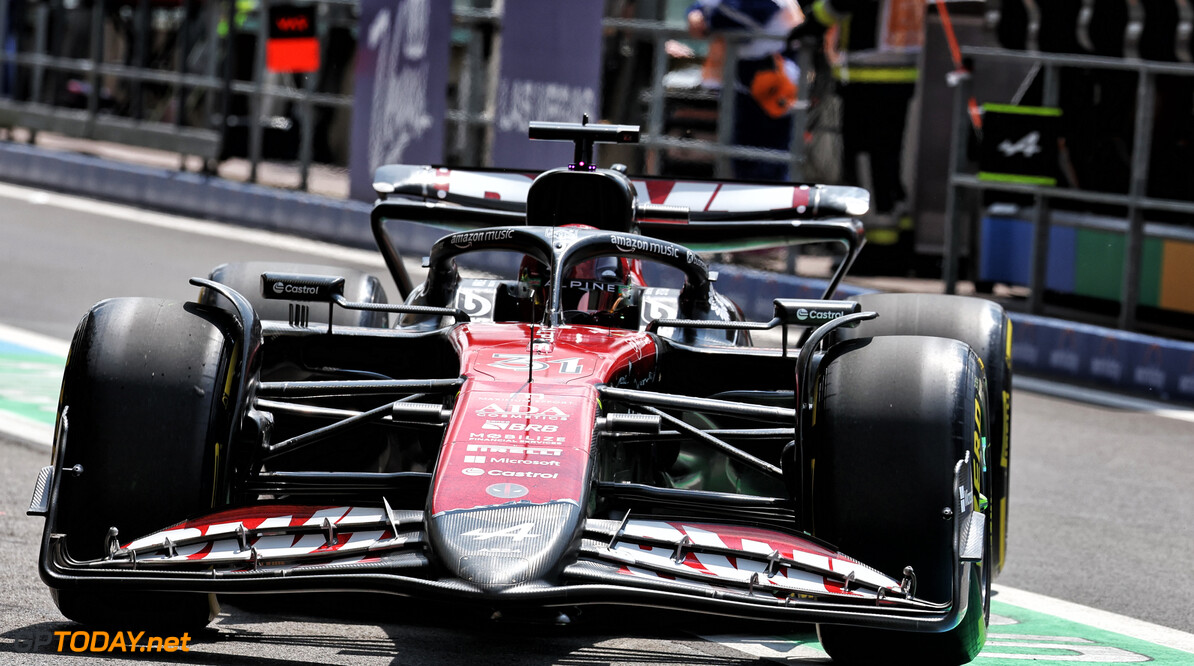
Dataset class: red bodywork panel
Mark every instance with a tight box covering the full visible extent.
[430,323,657,515]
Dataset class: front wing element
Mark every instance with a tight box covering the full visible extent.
[41,493,977,632]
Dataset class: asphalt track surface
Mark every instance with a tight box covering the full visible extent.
[2,185,1193,663]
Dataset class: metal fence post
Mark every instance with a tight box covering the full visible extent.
[30,2,48,108]
[297,2,325,191]
[87,0,106,131]
[1120,67,1156,330]
[132,0,150,120]
[942,68,971,295]
[645,29,668,175]
[789,41,813,182]
[249,0,268,183]
[714,39,738,179]
[1026,63,1060,315]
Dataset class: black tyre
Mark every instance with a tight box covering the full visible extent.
[204,261,389,327]
[808,336,990,665]
[839,292,1013,577]
[51,298,237,629]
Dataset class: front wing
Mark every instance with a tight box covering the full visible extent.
[36,458,982,632]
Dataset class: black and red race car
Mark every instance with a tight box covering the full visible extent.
[29,122,1012,664]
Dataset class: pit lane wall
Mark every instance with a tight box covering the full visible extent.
[3,140,1193,405]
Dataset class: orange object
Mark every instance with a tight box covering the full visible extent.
[934,0,982,130]
[750,54,797,118]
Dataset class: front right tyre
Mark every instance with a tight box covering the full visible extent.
[49,298,237,630]
[806,335,991,664]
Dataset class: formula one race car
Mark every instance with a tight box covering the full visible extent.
[29,122,1012,664]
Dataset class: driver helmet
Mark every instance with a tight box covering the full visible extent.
[559,255,638,316]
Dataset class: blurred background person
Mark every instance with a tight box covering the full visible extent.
[687,0,805,182]
[792,0,924,274]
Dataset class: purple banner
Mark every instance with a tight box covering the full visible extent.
[348,0,451,201]
[491,0,604,170]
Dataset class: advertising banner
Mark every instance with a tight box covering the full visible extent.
[348,0,451,201]
[491,0,604,170]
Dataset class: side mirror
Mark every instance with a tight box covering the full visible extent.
[773,299,862,327]
[260,273,346,303]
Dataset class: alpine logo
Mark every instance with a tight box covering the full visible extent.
[997,131,1042,158]
[461,522,539,541]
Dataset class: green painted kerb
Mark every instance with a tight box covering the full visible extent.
[0,350,63,426]
[748,599,1189,663]
[975,600,1192,664]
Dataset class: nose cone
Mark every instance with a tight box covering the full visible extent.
[430,501,582,591]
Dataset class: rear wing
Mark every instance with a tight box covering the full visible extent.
[373,164,868,220]
[371,122,868,299]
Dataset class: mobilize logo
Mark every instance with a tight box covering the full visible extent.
[11,630,192,653]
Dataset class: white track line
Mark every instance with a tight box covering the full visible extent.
[0,181,387,269]
[1014,375,1194,424]
[994,584,1194,654]
[0,412,52,449]
[0,322,69,357]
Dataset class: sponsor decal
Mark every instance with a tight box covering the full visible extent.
[468,432,565,444]
[271,282,320,296]
[489,457,560,466]
[685,250,707,270]
[610,234,680,258]
[477,404,569,420]
[455,287,495,318]
[461,468,485,477]
[479,421,560,432]
[467,443,563,455]
[488,354,584,375]
[795,307,840,322]
[486,482,529,499]
[487,469,558,479]
[461,522,539,541]
[450,228,514,248]
[463,455,486,463]
[565,279,626,294]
